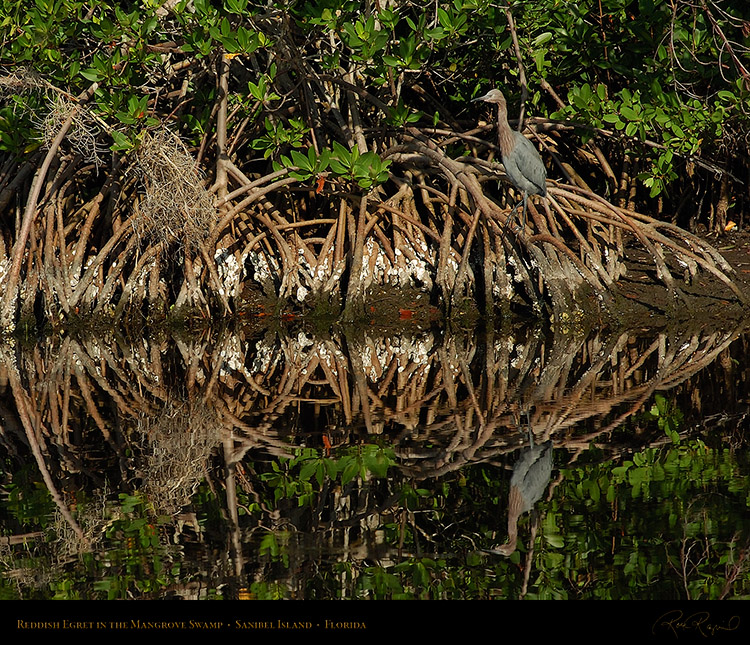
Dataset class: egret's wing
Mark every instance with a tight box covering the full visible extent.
[511,132,547,196]
[512,441,553,505]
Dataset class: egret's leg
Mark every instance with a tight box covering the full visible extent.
[501,192,529,241]
[519,192,529,230]
[501,197,525,241]
[517,406,533,447]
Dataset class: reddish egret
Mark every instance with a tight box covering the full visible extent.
[484,431,553,556]
[472,88,547,232]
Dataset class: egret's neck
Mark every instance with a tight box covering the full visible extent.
[506,484,523,540]
[496,103,515,158]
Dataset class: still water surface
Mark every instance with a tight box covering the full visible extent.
[1,318,749,600]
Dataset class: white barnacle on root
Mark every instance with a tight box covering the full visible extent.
[359,237,434,293]
[358,332,435,383]
[214,247,243,298]
[250,336,276,374]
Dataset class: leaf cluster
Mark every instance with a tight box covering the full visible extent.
[3,0,750,205]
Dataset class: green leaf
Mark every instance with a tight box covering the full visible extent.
[329,159,348,175]
[299,460,318,482]
[341,460,359,485]
[290,149,311,171]
[80,68,101,82]
[620,106,640,121]
[533,31,553,47]
[110,131,134,152]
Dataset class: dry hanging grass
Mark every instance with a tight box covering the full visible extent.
[133,129,215,249]
[0,65,46,96]
[1,68,105,166]
[140,398,223,515]
[37,94,106,167]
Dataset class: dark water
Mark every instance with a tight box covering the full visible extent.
[1,317,749,602]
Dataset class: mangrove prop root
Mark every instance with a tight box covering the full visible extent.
[1,73,746,332]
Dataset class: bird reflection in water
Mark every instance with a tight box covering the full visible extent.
[484,417,553,556]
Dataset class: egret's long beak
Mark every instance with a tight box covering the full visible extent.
[472,89,504,104]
